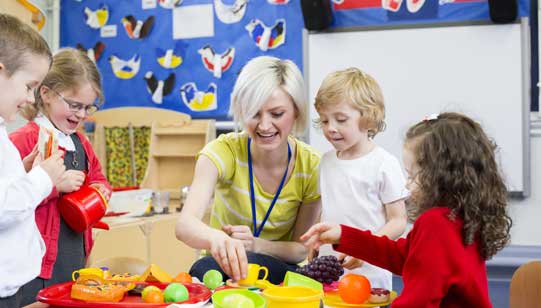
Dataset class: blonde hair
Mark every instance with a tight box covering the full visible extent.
[314,67,385,138]
[22,48,103,120]
[0,13,51,75]
[229,56,307,136]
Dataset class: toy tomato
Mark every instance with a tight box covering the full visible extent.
[338,273,371,304]
[173,272,192,284]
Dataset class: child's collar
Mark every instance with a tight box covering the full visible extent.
[34,114,76,151]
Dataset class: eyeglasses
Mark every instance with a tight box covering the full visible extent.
[51,89,99,115]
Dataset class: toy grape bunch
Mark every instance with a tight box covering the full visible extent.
[296,255,344,284]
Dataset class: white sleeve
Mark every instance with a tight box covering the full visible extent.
[0,166,53,229]
[379,155,409,204]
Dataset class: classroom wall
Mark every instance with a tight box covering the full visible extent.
[508,118,541,245]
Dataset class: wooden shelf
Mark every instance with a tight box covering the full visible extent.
[140,119,215,199]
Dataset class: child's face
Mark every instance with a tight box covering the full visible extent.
[317,101,370,155]
[42,82,97,135]
[403,144,419,195]
[0,55,49,122]
[244,87,297,152]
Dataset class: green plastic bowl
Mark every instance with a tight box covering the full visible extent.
[212,288,267,308]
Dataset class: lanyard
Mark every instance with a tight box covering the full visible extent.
[248,138,292,237]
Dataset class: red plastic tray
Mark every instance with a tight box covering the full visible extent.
[37,282,211,307]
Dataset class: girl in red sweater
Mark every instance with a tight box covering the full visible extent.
[10,48,111,306]
[301,112,511,308]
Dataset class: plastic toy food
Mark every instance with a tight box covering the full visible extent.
[70,283,126,302]
[143,289,165,303]
[203,270,223,290]
[141,286,161,300]
[296,255,344,284]
[164,283,189,303]
[222,293,255,308]
[368,288,391,304]
[338,273,371,304]
[173,272,192,284]
[140,264,173,282]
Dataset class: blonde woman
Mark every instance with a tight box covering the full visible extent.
[176,56,321,284]
[10,48,111,306]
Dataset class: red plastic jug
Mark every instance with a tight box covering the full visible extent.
[58,185,110,232]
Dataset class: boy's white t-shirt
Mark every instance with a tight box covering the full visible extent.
[0,117,52,297]
[319,146,408,290]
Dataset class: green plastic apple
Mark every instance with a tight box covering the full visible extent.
[221,293,255,308]
[163,282,189,303]
[203,269,223,290]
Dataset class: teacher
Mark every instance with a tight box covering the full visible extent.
[175,56,321,284]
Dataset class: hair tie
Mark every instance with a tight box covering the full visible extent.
[423,113,439,122]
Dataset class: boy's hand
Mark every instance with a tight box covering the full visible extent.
[56,170,86,193]
[23,145,39,172]
[38,151,65,185]
[300,222,342,250]
[90,183,111,201]
[337,253,365,270]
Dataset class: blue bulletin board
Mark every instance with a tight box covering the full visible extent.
[60,0,304,120]
[330,0,530,28]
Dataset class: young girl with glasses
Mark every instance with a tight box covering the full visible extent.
[9,47,111,306]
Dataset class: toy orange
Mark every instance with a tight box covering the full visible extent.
[173,272,192,284]
[143,289,164,303]
[338,273,371,304]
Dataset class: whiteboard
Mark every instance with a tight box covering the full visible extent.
[307,23,530,195]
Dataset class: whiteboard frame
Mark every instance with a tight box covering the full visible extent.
[305,19,531,197]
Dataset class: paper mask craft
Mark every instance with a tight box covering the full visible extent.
[156,41,188,69]
[122,15,155,39]
[245,19,285,51]
[109,54,141,79]
[76,42,105,63]
[214,0,247,24]
[198,45,235,78]
[144,72,176,104]
[180,82,217,112]
[84,4,109,29]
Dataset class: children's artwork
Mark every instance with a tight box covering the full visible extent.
[76,41,105,63]
[84,4,109,29]
[331,0,529,28]
[214,0,248,24]
[121,15,155,39]
[144,72,176,104]
[61,0,304,119]
[156,41,188,69]
[267,0,290,4]
[180,82,217,112]
[109,54,141,79]
[159,0,183,9]
[245,19,285,51]
[198,45,235,78]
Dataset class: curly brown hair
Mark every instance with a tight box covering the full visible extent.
[405,112,511,259]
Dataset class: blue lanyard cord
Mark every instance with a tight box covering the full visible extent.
[247,138,292,237]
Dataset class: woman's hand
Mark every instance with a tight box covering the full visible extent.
[209,230,248,282]
[90,183,111,200]
[222,225,256,252]
[56,170,86,193]
[300,222,342,250]
[337,253,364,270]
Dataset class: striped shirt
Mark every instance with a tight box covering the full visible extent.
[201,132,320,241]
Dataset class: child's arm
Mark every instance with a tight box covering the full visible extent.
[377,199,407,239]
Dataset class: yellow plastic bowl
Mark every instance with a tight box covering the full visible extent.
[263,286,323,308]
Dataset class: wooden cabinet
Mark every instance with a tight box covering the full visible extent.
[141,120,215,200]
